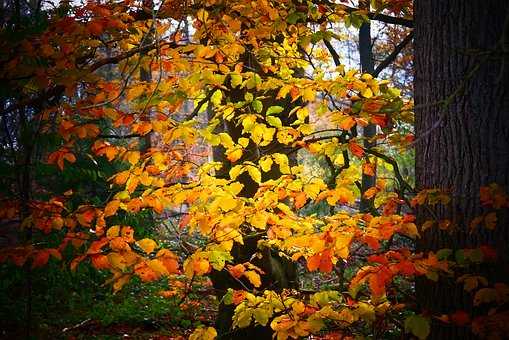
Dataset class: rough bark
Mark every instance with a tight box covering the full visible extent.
[414,1,509,338]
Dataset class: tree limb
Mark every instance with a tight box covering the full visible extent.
[373,30,414,77]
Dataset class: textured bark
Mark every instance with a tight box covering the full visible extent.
[414,1,509,339]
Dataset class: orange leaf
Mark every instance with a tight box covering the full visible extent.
[363,186,378,199]
[228,264,245,279]
[135,262,160,282]
[339,116,356,130]
[349,141,365,157]
[362,162,375,176]
[104,200,120,217]
[290,86,300,101]
[32,250,50,268]
[294,192,307,209]
[232,290,247,304]
[307,250,333,273]
[91,254,111,269]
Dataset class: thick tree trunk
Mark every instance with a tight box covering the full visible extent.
[414,1,509,339]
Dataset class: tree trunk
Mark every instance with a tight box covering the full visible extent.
[414,1,509,338]
[209,60,298,339]
[358,1,376,213]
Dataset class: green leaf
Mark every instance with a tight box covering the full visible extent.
[252,100,263,113]
[286,11,305,24]
[266,116,282,128]
[245,73,261,89]
[230,74,242,88]
[266,105,284,115]
[404,315,430,340]
[208,250,233,270]
[244,92,253,102]
[253,307,270,326]
[223,288,234,305]
[210,89,223,106]
[436,248,452,260]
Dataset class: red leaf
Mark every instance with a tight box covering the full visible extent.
[450,310,470,326]
[349,141,365,158]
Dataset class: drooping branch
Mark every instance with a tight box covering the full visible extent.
[87,40,177,73]
[0,40,179,117]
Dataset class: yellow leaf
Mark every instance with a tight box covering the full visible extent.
[196,9,209,22]
[247,166,262,183]
[107,225,120,239]
[304,181,323,199]
[147,259,169,276]
[273,153,290,174]
[218,195,238,212]
[259,157,273,172]
[292,301,305,314]
[190,326,217,340]
[266,116,282,128]
[108,252,127,271]
[210,89,223,106]
[229,165,244,180]
[251,124,264,144]
[136,238,158,254]
[227,148,243,162]
[302,87,316,101]
[335,233,353,259]
[250,212,268,229]
[126,85,145,101]
[421,220,434,232]
[238,137,250,148]
[361,87,373,98]
[219,132,234,149]
[244,270,261,287]
[400,223,419,239]
[226,182,244,196]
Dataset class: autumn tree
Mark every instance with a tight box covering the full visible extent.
[1,0,508,339]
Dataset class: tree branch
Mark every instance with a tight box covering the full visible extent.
[340,4,413,28]
[373,30,414,77]
[323,39,341,67]
[312,1,413,28]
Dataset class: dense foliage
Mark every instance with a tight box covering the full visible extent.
[0,0,507,339]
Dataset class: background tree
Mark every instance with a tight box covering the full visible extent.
[415,1,509,338]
